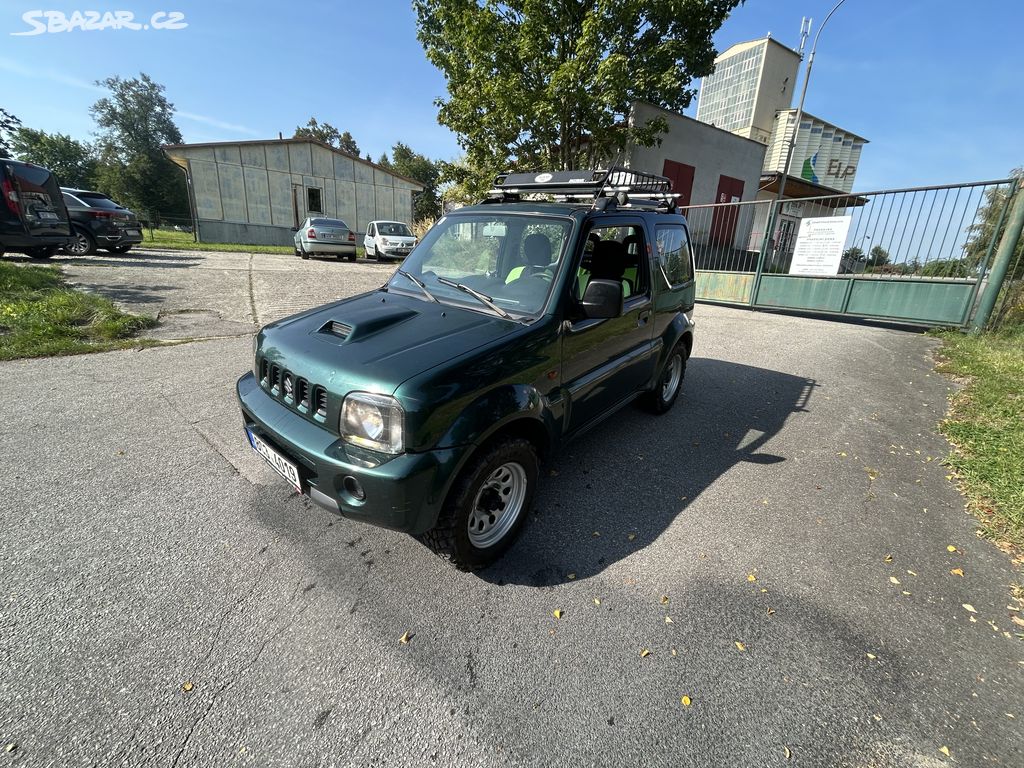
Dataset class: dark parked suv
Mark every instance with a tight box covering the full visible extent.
[61,188,143,255]
[237,168,696,570]
[0,159,73,259]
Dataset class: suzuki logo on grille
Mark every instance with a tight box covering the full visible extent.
[284,375,294,397]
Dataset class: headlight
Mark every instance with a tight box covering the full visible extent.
[341,392,404,454]
[381,237,390,246]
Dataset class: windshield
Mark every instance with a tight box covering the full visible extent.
[386,213,572,318]
[377,222,412,237]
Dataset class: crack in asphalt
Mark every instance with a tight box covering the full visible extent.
[246,254,260,327]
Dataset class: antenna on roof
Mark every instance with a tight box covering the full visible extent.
[798,17,812,57]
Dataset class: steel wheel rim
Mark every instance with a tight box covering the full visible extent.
[662,354,682,402]
[467,462,527,548]
[67,233,89,255]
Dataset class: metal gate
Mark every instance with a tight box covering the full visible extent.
[684,178,1019,328]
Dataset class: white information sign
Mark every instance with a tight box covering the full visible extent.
[788,215,852,276]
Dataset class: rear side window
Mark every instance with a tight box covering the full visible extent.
[310,218,348,228]
[8,163,64,217]
[655,224,694,287]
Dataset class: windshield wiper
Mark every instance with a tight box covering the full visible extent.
[395,270,439,303]
[435,277,514,320]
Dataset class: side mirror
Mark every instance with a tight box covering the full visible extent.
[581,278,624,319]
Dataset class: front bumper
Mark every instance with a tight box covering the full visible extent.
[236,372,465,534]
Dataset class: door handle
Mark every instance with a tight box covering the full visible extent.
[637,310,651,327]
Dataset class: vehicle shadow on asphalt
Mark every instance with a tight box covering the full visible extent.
[480,358,817,587]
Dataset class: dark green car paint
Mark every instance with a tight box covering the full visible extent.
[237,201,695,535]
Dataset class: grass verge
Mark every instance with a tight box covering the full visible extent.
[934,328,1024,553]
[138,228,367,258]
[0,262,157,361]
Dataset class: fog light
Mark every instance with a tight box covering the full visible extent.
[343,475,365,501]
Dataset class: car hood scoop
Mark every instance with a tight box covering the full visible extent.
[315,306,418,343]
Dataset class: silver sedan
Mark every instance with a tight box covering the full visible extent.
[293,217,358,261]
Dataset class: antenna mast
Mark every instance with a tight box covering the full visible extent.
[798,17,812,57]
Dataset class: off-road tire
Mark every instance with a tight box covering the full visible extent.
[642,341,687,414]
[419,437,539,571]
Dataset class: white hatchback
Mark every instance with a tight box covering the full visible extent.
[364,220,417,261]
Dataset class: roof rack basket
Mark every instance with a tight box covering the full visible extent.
[491,166,672,198]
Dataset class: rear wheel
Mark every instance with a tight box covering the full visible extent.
[347,251,358,262]
[26,246,58,259]
[642,341,687,414]
[65,229,96,256]
[299,244,309,260]
[419,437,539,571]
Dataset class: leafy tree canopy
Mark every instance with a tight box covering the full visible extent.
[294,118,361,156]
[90,73,188,219]
[966,168,1023,281]
[12,128,97,189]
[0,107,22,159]
[415,0,743,189]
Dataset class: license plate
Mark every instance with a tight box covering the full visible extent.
[124,228,140,235]
[247,429,302,492]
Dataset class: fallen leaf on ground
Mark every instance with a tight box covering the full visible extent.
[627,533,637,541]
[182,681,193,692]
[660,595,670,605]
[873,714,882,722]
[907,570,917,576]
[665,616,673,624]
[567,573,577,580]
[592,531,600,537]
[951,568,964,577]
[552,609,563,620]
[963,604,977,613]
[885,554,894,563]
[399,631,412,644]
[939,745,950,757]
[593,598,601,606]
[640,648,650,658]
[747,573,757,582]
[735,641,746,652]
[838,452,847,457]
[681,695,692,707]
[902,591,912,596]
[889,577,901,585]
[784,746,792,760]
[866,653,877,660]
[766,607,775,616]
[947,545,958,553]
[1011,616,1024,628]
[671,648,678,656]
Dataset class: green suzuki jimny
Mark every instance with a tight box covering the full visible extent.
[237,168,696,570]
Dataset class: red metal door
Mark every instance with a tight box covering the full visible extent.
[661,159,695,208]
[710,175,744,246]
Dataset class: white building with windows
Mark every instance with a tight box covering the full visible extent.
[163,139,423,246]
[695,36,801,144]
[762,110,867,194]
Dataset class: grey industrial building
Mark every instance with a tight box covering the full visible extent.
[163,139,424,246]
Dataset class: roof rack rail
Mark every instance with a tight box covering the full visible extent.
[490,166,672,197]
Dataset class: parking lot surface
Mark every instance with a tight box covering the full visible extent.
[1,248,1021,766]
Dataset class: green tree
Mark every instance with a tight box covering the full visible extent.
[843,246,864,261]
[867,244,890,268]
[294,118,361,156]
[12,128,97,188]
[388,142,442,221]
[414,0,742,188]
[90,73,188,220]
[0,107,22,158]
[966,168,1023,280]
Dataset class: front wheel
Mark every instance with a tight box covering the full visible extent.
[419,437,539,571]
[642,342,687,414]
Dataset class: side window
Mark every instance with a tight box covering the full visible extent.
[307,187,323,213]
[655,224,694,287]
[368,223,375,237]
[575,224,649,301]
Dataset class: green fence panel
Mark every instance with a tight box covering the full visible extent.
[754,275,850,312]
[696,271,755,304]
[846,279,977,325]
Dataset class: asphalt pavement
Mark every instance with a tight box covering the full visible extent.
[1,248,1021,767]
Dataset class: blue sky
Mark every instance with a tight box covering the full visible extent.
[1,0,1020,191]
